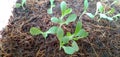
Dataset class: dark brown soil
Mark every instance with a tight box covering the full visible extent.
[0,0,120,57]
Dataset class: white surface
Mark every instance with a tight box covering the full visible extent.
[0,0,17,31]
[0,0,17,38]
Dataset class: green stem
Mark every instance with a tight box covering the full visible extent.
[79,11,86,22]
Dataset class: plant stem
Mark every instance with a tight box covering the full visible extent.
[79,11,86,22]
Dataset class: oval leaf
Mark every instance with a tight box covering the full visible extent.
[51,17,60,23]
[100,14,113,21]
[72,41,79,51]
[74,21,82,35]
[66,14,77,25]
[76,29,88,38]
[84,0,89,11]
[30,27,42,35]
[46,26,58,34]
[57,27,64,39]
[62,46,75,54]
[97,2,104,13]
[63,8,72,17]
[60,1,67,15]
[86,13,95,19]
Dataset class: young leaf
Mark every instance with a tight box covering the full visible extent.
[86,13,95,19]
[62,36,70,44]
[74,21,82,35]
[15,3,21,8]
[60,1,67,15]
[76,29,88,38]
[72,41,79,51]
[50,0,55,7]
[47,0,55,14]
[100,14,113,21]
[107,8,115,14]
[46,26,58,34]
[51,17,60,23]
[66,32,72,36]
[65,14,77,25]
[62,46,75,54]
[62,8,72,17]
[30,27,42,36]
[42,32,47,39]
[84,0,89,11]
[22,0,26,7]
[97,2,104,13]
[47,8,53,14]
[57,27,64,39]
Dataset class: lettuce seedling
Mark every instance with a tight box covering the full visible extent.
[15,0,26,9]
[30,26,58,39]
[56,21,88,54]
[79,0,89,20]
[47,0,55,14]
[86,2,120,21]
[51,1,77,26]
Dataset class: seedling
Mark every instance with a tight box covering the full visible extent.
[86,2,120,21]
[59,21,88,54]
[47,0,55,14]
[79,0,89,21]
[15,0,26,9]
[51,1,77,26]
[30,1,88,55]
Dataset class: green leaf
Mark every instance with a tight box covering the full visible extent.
[42,32,48,39]
[100,14,113,21]
[62,36,70,44]
[97,2,104,13]
[74,21,82,35]
[107,8,115,14]
[76,29,88,38]
[65,14,77,25]
[66,32,72,36]
[47,0,55,14]
[57,27,64,39]
[15,3,21,8]
[51,17,60,23]
[47,8,53,14]
[22,0,26,7]
[72,41,79,51]
[86,13,95,19]
[50,0,54,5]
[62,8,72,17]
[30,27,42,36]
[61,1,67,15]
[46,26,58,34]
[62,46,75,54]
[84,0,89,11]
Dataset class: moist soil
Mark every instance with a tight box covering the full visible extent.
[0,0,120,57]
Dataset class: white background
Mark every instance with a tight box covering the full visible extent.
[0,0,17,38]
[0,0,17,31]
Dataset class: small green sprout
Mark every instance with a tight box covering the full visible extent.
[51,1,77,26]
[15,0,26,9]
[30,26,58,39]
[47,0,55,14]
[79,0,89,21]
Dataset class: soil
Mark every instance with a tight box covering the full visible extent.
[0,0,120,57]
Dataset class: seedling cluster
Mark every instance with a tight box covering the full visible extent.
[30,0,88,54]
[85,0,120,21]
